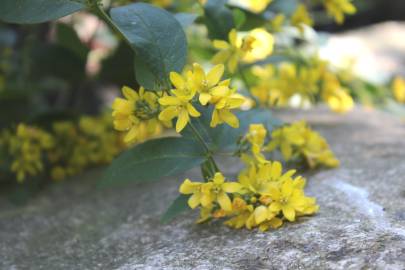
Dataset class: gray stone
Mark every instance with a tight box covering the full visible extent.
[1,107,405,270]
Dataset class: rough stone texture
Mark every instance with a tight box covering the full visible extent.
[1,107,405,270]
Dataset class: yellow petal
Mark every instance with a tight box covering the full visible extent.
[210,109,220,127]
[159,96,181,106]
[158,106,178,122]
[222,182,241,193]
[199,93,212,105]
[188,193,201,209]
[170,72,186,90]
[122,86,139,101]
[213,40,229,49]
[187,103,201,117]
[282,205,296,221]
[217,192,232,211]
[179,179,200,194]
[219,109,239,128]
[176,109,189,132]
[254,205,268,224]
[206,64,224,87]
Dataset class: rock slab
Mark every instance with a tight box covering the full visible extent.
[1,107,405,270]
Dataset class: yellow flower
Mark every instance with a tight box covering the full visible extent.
[245,124,267,162]
[112,86,165,144]
[323,0,356,24]
[268,178,317,222]
[238,161,296,195]
[190,63,228,105]
[179,172,242,211]
[212,28,274,72]
[266,121,339,168]
[209,87,245,128]
[241,28,274,63]
[324,88,354,113]
[392,76,405,103]
[266,122,305,160]
[212,29,242,73]
[158,72,201,132]
[291,4,313,30]
[322,73,354,113]
[229,0,272,13]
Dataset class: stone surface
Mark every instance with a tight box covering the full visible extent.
[1,107,405,270]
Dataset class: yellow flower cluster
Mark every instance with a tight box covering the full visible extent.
[179,161,318,231]
[250,61,354,113]
[112,86,169,144]
[266,121,339,168]
[323,0,356,24]
[48,114,125,181]
[1,124,54,182]
[158,63,246,131]
[0,114,126,182]
[212,28,274,73]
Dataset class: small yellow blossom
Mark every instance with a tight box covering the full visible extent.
[158,72,201,132]
[212,28,274,73]
[392,76,405,103]
[266,121,339,168]
[291,4,314,30]
[323,0,356,24]
[179,172,242,211]
[210,88,245,128]
[241,28,274,63]
[268,178,317,221]
[112,86,166,144]
[190,63,228,105]
[8,124,54,182]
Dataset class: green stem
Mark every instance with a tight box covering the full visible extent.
[188,121,220,173]
[89,0,133,48]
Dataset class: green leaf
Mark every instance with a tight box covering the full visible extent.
[203,0,235,40]
[0,0,86,24]
[29,43,86,84]
[182,107,282,153]
[99,42,137,87]
[100,137,206,187]
[232,9,246,29]
[55,23,89,60]
[175,13,198,29]
[161,194,190,223]
[110,3,187,90]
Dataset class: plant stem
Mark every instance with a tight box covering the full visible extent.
[188,121,220,173]
[89,0,133,49]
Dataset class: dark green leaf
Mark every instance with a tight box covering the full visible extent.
[174,13,198,29]
[161,194,190,223]
[0,0,86,24]
[99,42,137,87]
[110,3,187,90]
[55,23,89,60]
[30,43,86,84]
[203,0,235,40]
[100,137,206,187]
